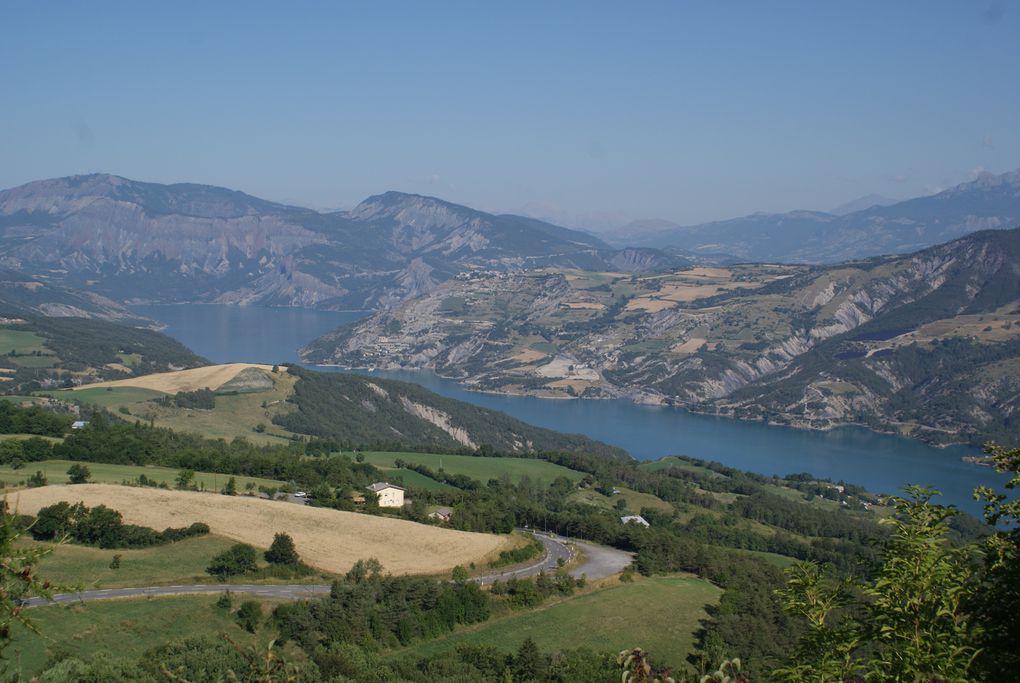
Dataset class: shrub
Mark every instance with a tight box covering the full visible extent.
[207,543,259,578]
[235,601,263,633]
[215,590,233,610]
[66,463,91,484]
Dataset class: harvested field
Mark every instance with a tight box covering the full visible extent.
[560,302,606,310]
[73,363,275,394]
[672,337,707,354]
[625,297,679,312]
[11,485,509,575]
[682,266,732,278]
[508,349,549,364]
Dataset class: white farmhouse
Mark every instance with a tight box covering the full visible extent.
[366,482,406,508]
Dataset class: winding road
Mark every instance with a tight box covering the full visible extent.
[24,532,632,609]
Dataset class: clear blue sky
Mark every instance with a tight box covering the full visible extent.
[2,1,1017,227]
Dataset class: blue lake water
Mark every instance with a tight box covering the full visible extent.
[132,303,1009,515]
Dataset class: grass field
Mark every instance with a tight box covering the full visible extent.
[0,328,48,355]
[401,575,721,671]
[10,596,280,677]
[0,460,285,492]
[27,534,239,589]
[638,457,726,478]
[570,486,674,515]
[131,371,299,444]
[737,548,799,569]
[43,368,299,445]
[385,467,455,491]
[12,484,511,575]
[0,433,62,443]
[362,451,585,487]
[42,386,166,408]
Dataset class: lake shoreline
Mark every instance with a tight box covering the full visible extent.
[310,362,975,451]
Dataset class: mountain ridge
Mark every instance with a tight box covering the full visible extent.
[0,174,652,311]
[606,168,1020,262]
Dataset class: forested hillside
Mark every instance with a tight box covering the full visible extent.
[0,313,206,395]
[275,367,628,459]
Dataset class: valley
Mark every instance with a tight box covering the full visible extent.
[305,228,1020,447]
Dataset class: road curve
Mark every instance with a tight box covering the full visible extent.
[25,533,632,609]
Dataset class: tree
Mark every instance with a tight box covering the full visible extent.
[235,600,263,633]
[74,504,124,548]
[0,505,61,659]
[27,470,47,487]
[512,637,542,682]
[972,442,1020,678]
[451,565,469,584]
[773,486,981,682]
[264,533,299,566]
[66,463,91,484]
[175,469,195,490]
[31,501,75,541]
[207,543,259,578]
[221,476,237,496]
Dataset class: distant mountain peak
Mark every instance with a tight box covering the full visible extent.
[829,193,897,216]
[350,190,475,221]
[960,167,1020,191]
[604,167,1020,262]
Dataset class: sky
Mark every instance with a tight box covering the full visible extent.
[2,1,1018,229]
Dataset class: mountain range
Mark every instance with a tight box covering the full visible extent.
[1,171,1019,313]
[0,174,684,311]
[304,227,1020,446]
[605,169,1020,263]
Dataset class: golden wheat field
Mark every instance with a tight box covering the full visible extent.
[11,485,509,575]
[72,363,275,394]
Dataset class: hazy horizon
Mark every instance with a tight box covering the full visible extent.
[2,2,1017,229]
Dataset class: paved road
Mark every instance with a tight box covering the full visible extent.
[25,532,632,608]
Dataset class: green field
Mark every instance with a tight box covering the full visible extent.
[0,459,285,491]
[362,451,585,487]
[736,548,799,569]
[27,534,238,589]
[570,486,674,515]
[0,433,62,443]
[385,467,456,491]
[10,596,281,677]
[0,328,49,355]
[132,373,299,445]
[41,386,166,408]
[638,456,726,478]
[401,575,721,671]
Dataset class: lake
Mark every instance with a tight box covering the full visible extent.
[133,303,1008,515]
